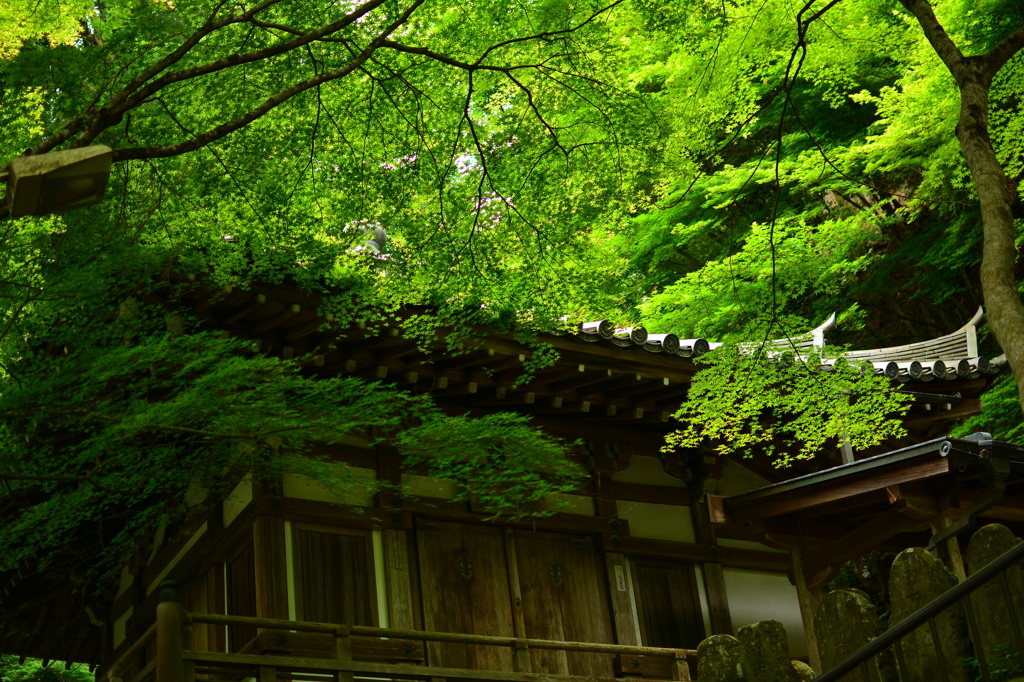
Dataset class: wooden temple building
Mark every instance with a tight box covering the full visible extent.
[0,280,1017,682]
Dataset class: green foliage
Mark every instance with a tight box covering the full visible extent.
[396,412,584,517]
[0,237,582,585]
[964,642,1024,682]
[952,371,1024,443]
[0,657,91,682]
[0,0,1023,601]
[668,345,912,465]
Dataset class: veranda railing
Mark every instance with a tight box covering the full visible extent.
[817,538,1024,682]
[107,583,695,682]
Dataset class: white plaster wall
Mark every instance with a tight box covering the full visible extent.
[147,521,208,595]
[113,607,132,649]
[223,475,253,527]
[545,493,595,515]
[722,568,807,658]
[612,455,687,487]
[616,500,696,543]
[405,475,458,499]
[714,458,771,497]
[283,465,377,506]
[115,565,134,600]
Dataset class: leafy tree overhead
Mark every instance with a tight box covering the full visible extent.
[2,0,1024,592]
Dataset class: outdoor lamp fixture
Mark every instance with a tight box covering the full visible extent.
[1,145,113,217]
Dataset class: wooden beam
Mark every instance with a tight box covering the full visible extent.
[800,504,922,587]
[962,488,1024,522]
[791,547,823,674]
[223,295,268,324]
[598,535,790,572]
[605,553,641,645]
[726,456,952,523]
[612,482,690,506]
[253,304,301,333]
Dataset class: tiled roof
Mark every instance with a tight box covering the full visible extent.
[570,307,999,383]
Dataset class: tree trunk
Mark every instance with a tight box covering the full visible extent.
[900,0,1024,414]
[956,73,1024,414]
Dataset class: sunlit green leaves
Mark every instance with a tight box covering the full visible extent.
[668,344,912,465]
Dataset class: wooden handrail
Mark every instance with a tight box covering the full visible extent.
[183,649,660,681]
[107,622,157,681]
[186,611,696,658]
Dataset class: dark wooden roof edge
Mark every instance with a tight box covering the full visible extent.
[181,277,997,378]
[723,433,1024,511]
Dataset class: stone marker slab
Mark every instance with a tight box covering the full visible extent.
[889,548,969,682]
[698,634,745,682]
[966,524,1024,673]
[737,620,800,682]
[814,589,880,682]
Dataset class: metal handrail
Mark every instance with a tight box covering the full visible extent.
[816,539,1024,682]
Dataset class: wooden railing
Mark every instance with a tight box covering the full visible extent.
[108,582,696,682]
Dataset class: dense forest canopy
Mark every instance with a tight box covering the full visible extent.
[1,0,1023,584]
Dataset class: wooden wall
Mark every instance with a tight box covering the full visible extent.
[99,449,799,678]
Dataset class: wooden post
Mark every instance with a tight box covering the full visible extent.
[930,509,967,582]
[605,553,641,646]
[693,497,733,636]
[670,651,691,681]
[502,529,528,639]
[259,666,276,682]
[383,529,416,630]
[791,547,823,673]
[254,512,289,621]
[512,639,531,673]
[335,625,354,682]
[701,563,733,636]
[181,610,195,682]
[155,582,183,682]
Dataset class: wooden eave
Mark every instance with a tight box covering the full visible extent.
[715,436,1024,587]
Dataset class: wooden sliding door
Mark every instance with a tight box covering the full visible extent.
[511,531,615,677]
[415,520,615,676]
[416,520,515,671]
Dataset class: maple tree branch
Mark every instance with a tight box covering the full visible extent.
[111,1,425,161]
[983,23,1024,79]
[898,0,966,77]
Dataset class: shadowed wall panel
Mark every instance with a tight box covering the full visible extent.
[295,529,374,626]
[227,544,256,652]
[633,563,704,649]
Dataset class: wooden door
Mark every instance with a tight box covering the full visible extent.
[513,531,615,677]
[416,520,515,671]
[631,561,705,649]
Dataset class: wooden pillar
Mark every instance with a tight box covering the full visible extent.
[594,471,618,520]
[377,447,403,490]
[335,625,354,682]
[382,529,416,629]
[605,553,641,646]
[930,509,967,582]
[155,582,183,682]
[502,529,528,639]
[251,477,288,622]
[693,498,733,636]
[791,547,823,673]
